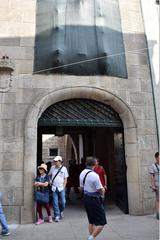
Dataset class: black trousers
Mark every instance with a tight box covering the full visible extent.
[84,195,107,226]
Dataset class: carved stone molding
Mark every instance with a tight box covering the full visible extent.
[0,55,15,93]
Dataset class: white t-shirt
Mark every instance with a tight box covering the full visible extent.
[79,169,103,193]
[49,165,69,192]
[149,163,159,187]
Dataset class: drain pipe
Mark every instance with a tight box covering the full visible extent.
[140,0,159,149]
[149,64,160,149]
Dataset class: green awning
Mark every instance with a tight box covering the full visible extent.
[38,99,123,128]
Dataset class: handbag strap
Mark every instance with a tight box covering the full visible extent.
[51,165,63,185]
[154,163,159,172]
[83,170,93,186]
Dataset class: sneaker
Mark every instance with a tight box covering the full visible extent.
[60,211,64,219]
[35,218,44,225]
[48,216,53,223]
[55,216,60,222]
[1,232,10,236]
[87,235,94,240]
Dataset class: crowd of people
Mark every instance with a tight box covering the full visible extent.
[34,156,107,239]
[0,152,159,239]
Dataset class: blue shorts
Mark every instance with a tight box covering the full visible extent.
[84,195,107,226]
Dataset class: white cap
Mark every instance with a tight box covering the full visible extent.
[54,156,62,162]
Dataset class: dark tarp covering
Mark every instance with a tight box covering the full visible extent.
[34,0,127,78]
[38,99,123,128]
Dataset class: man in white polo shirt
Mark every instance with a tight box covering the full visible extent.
[49,156,68,222]
[80,156,107,240]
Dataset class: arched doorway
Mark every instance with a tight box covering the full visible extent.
[38,99,128,212]
[22,87,141,224]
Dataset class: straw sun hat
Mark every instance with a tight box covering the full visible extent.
[37,163,47,172]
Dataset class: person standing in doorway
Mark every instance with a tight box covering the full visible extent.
[149,152,159,220]
[66,160,80,200]
[34,163,52,224]
[95,158,107,190]
[0,192,10,236]
[49,156,68,222]
[80,156,107,240]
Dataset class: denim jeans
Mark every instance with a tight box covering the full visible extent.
[0,203,9,233]
[52,188,66,218]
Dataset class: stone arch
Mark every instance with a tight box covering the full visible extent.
[22,86,142,223]
[65,135,78,163]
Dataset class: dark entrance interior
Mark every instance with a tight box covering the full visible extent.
[37,99,128,214]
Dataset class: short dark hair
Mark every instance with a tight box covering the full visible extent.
[86,156,97,167]
[155,152,159,158]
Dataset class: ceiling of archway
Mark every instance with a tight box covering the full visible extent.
[38,99,123,128]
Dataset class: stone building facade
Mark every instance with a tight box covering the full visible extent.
[0,0,159,223]
[42,135,66,164]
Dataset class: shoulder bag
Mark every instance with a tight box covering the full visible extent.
[35,175,50,204]
[50,165,63,186]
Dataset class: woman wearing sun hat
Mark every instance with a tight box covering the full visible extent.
[34,163,53,224]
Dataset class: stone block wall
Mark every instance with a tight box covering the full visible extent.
[42,135,66,164]
[0,0,36,223]
[0,0,158,223]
